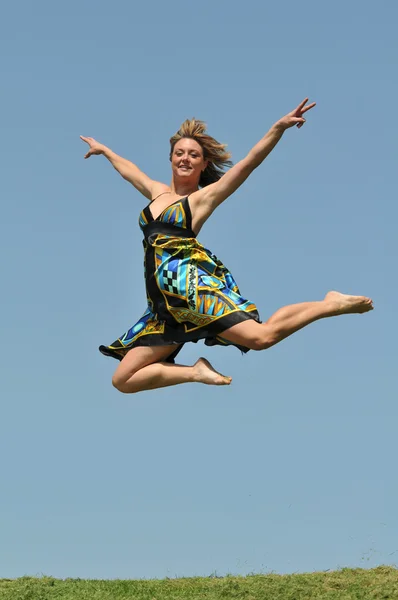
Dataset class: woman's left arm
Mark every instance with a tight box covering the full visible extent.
[202,98,316,209]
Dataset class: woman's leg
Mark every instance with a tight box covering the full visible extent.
[112,345,232,394]
[220,291,374,350]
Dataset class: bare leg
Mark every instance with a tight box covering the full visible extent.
[120,358,231,393]
[112,345,232,394]
[110,291,373,393]
[220,291,374,350]
[264,291,373,344]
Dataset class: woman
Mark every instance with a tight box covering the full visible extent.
[81,99,373,393]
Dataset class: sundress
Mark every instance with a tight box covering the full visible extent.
[99,196,260,363]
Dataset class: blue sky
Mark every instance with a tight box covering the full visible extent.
[1,0,397,580]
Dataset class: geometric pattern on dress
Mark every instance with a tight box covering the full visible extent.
[197,291,231,317]
[162,203,186,229]
[162,268,179,294]
[187,262,197,311]
[139,211,148,229]
[155,248,171,270]
[168,306,214,329]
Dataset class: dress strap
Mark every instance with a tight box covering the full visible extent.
[151,191,171,202]
[183,196,194,232]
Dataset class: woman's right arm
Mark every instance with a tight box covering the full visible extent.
[80,136,166,200]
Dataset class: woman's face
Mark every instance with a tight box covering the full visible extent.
[171,138,207,182]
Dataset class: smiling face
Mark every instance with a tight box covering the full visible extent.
[171,137,208,184]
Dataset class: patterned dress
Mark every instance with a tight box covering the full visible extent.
[99,196,260,363]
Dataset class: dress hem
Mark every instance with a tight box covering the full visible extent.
[99,308,260,364]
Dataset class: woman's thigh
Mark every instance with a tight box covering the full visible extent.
[218,319,268,350]
[112,344,182,387]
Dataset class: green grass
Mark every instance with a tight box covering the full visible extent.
[1,567,397,599]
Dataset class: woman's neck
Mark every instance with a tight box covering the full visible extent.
[170,180,199,197]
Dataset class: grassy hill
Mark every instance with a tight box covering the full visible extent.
[0,567,397,599]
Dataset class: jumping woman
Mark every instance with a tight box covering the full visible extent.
[81,98,373,394]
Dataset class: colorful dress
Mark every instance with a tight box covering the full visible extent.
[99,196,260,363]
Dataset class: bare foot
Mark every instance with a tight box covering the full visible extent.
[193,357,232,386]
[324,291,374,315]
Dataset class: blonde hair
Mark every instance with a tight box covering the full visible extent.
[169,119,232,187]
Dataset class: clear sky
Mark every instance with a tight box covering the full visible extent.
[1,0,397,581]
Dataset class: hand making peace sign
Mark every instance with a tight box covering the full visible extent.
[277,98,316,130]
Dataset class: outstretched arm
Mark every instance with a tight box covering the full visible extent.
[80,136,165,200]
[202,98,316,209]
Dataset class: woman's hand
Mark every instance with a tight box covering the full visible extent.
[276,98,316,131]
[80,135,108,159]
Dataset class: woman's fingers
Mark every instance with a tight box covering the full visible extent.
[290,98,316,128]
[80,135,96,145]
[278,99,315,130]
[301,101,316,114]
[81,135,101,158]
[296,98,309,112]
[292,99,316,117]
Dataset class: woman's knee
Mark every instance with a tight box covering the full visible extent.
[112,366,142,394]
[220,321,276,352]
[111,344,179,393]
[249,328,278,351]
[110,347,154,393]
[251,337,274,351]
[112,372,131,393]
